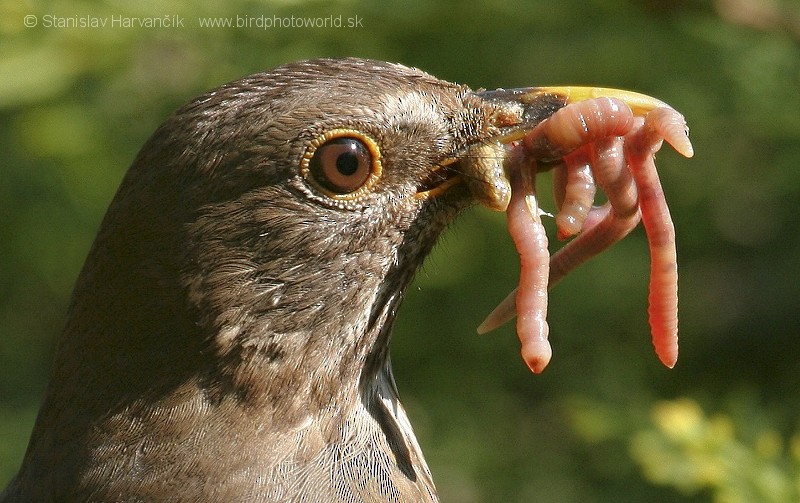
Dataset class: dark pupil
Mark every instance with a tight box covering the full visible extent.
[336,150,359,176]
[309,136,372,195]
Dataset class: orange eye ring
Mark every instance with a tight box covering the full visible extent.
[300,129,382,200]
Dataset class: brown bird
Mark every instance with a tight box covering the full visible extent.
[2,58,569,502]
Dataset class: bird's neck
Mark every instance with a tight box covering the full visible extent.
[203,256,411,425]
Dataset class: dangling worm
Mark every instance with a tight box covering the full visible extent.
[506,161,552,374]
[622,108,693,368]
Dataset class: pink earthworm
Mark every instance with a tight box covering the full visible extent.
[523,97,635,160]
[549,136,641,288]
[553,149,596,240]
[621,108,693,368]
[505,162,552,374]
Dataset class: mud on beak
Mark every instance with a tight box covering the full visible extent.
[442,86,675,212]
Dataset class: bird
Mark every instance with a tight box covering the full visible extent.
[2,57,567,502]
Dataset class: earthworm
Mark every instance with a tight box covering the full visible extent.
[549,136,641,288]
[622,108,693,368]
[523,97,635,160]
[506,162,552,374]
[553,149,596,240]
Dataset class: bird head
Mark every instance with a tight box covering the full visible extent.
[53,58,567,415]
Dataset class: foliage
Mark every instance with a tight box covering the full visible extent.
[2,0,799,500]
[631,397,800,503]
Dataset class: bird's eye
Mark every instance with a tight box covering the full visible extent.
[301,129,382,200]
[311,138,370,193]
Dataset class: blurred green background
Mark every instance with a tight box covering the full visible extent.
[2,0,799,501]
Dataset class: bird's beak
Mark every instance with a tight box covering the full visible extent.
[419,86,673,211]
[475,86,672,144]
